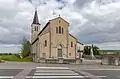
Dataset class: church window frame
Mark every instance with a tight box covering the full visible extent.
[69,53,71,56]
[35,26,36,31]
[71,42,73,47]
[56,27,58,33]
[37,26,38,31]
[42,53,46,58]
[59,20,61,23]
[45,40,47,47]
[62,28,63,34]
[59,26,61,34]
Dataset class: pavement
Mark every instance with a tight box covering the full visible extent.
[0,60,120,79]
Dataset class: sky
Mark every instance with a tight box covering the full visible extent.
[0,0,120,53]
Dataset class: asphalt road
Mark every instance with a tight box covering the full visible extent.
[26,67,120,79]
[0,69,22,79]
[83,69,120,79]
[2,68,120,79]
[0,62,120,79]
[0,67,90,79]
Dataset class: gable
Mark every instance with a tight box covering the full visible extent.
[32,22,50,45]
[50,17,69,26]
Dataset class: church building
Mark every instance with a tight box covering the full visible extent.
[31,10,83,64]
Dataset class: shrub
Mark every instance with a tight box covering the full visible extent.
[0,53,2,55]
[9,53,12,55]
[3,53,8,55]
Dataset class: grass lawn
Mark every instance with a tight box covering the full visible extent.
[0,55,32,62]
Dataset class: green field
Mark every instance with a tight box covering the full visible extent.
[0,55,32,62]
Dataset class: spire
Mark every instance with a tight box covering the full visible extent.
[32,10,40,25]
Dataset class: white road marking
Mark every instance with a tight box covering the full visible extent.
[26,76,107,78]
[84,69,120,70]
[26,76,85,78]
[83,76,107,78]
[0,76,14,78]
[33,67,108,78]
[35,70,73,73]
[34,73,79,76]
[97,76,107,78]
[36,67,69,69]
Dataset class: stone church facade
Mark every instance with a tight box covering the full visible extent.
[31,10,83,64]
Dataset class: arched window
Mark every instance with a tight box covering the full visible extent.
[42,53,46,58]
[59,26,61,34]
[37,27,38,31]
[62,28,63,34]
[45,40,47,47]
[56,27,58,33]
[71,42,73,47]
[69,53,71,56]
[59,20,61,23]
[35,26,36,31]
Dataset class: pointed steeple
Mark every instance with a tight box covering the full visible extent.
[32,10,40,25]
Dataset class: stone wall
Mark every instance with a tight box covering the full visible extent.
[101,54,120,66]
[39,58,82,64]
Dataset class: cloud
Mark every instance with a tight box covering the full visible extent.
[0,0,120,52]
[0,44,22,53]
[95,42,120,50]
[70,0,120,44]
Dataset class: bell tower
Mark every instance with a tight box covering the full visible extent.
[31,10,40,42]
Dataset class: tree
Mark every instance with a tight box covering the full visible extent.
[93,46,100,55]
[84,45,100,55]
[21,38,31,58]
[84,46,91,55]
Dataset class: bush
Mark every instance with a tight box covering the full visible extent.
[0,57,1,62]
[0,53,2,55]
[2,53,8,55]
[9,53,12,55]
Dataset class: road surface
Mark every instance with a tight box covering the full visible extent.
[0,62,120,79]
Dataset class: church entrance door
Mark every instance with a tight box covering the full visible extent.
[57,44,62,57]
[58,49,62,57]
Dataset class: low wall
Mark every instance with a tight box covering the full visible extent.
[38,58,82,64]
[101,54,120,66]
[83,55,101,59]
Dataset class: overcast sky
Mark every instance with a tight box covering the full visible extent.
[0,0,120,53]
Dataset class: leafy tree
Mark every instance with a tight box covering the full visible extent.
[84,46,91,55]
[93,45,100,55]
[84,45,100,55]
[21,38,31,58]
